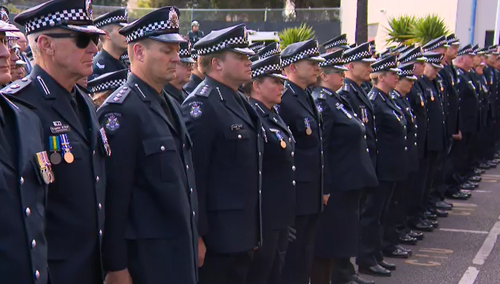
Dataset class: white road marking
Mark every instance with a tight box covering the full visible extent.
[472,218,500,265]
[452,203,478,207]
[439,228,489,234]
[458,266,479,284]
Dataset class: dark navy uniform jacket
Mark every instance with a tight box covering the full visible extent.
[441,63,460,137]
[3,66,106,283]
[457,68,480,133]
[407,80,427,159]
[97,74,198,283]
[278,81,324,216]
[181,76,263,253]
[90,49,127,81]
[392,90,419,172]
[338,78,377,167]
[165,83,189,105]
[183,74,203,94]
[484,65,498,120]
[0,94,48,284]
[250,98,296,232]
[419,75,446,152]
[313,86,378,192]
[369,87,409,181]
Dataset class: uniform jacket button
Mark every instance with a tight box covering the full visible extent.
[93,150,96,155]
[99,230,103,236]
[292,166,296,171]
[20,177,24,185]
[35,270,40,279]
[238,134,242,139]
[96,176,100,183]
[292,180,296,186]
[25,207,31,217]
[193,211,196,217]
[31,239,37,249]
[190,188,193,193]
[98,203,103,210]
[161,146,166,151]
[291,152,295,157]
[186,165,189,170]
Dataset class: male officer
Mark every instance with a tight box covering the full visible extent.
[183,48,204,94]
[181,24,263,284]
[90,8,129,80]
[278,38,325,284]
[11,1,107,283]
[257,42,281,60]
[98,7,198,284]
[165,41,195,104]
[321,33,350,53]
[0,20,50,284]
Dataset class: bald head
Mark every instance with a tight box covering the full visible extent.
[13,32,27,52]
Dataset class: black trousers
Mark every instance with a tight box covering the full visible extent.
[311,257,355,284]
[246,228,289,284]
[199,250,254,284]
[407,156,428,224]
[422,151,441,210]
[382,179,408,251]
[357,181,395,267]
[280,214,320,284]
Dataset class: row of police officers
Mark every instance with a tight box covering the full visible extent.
[2,0,500,284]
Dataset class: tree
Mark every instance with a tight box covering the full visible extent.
[279,23,315,49]
[385,15,418,45]
[412,14,450,45]
[355,0,368,44]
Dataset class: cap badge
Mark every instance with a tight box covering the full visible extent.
[168,7,179,28]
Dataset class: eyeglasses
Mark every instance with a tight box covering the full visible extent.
[177,62,194,68]
[36,33,99,49]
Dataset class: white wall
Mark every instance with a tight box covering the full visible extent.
[341,0,460,50]
[472,0,497,46]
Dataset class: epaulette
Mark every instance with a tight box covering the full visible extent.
[342,83,350,92]
[390,94,397,100]
[1,76,32,96]
[368,91,376,100]
[457,68,464,75]
[104,85,131,104]
[194,83,212,97]
[3,94,36,110]
[317,89,327,100]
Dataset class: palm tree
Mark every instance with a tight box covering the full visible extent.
[412,14,450,45]
[279,23,316,49]
[355,0,368,44]
[385,15,418,45]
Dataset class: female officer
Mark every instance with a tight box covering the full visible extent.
[310,50,378,284]
[243,54,296,284]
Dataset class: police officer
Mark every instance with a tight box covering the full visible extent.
[389,62,422,246]
[0,20,49,284]
[165,41,195,104]
[321,33,350,53]
[97,7,198,284]
[399,47,437,231]
[311,50,378,284]
[278,39,325,284]
[367,55,410,264]
[87,68,128,107]
[418,50,448,226]
[11,1,107,283]
[483,47,499,163]
[241,54,296,284]
[183,48,204,94]
[181,24,262,284]
[90,8,129,80]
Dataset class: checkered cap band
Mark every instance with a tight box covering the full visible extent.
[457,47,475,56]
[91,79,126,93]
[260,48,281,59]
[398,69,414,76]
[179,48,191,57]
[281,47,320,67]
[423,39,447,52]
[319,56,343,67]
[343,50,372,63]
[372,61,398,72]
[324,38,348,50]
[400,51,423,64]
[196,36,248,55]
[125,20,180,43]
[191,52,198,60]
[95,15,127,28]
[252,63,282,78]
[426,56,442,64]
[25,8,91,34]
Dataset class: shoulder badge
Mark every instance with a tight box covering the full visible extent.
[96,62,105,69]
[1,76,32,96]
[105,85,131,104]
[195,83,212,97]
[188,101,203,118]
[104,113,121,133]
[317,90,327,100]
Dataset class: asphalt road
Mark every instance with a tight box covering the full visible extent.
[353,168,500,284]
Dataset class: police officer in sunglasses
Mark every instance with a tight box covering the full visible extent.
[4,1,108,284]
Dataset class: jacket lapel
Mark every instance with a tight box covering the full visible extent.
[51,93,88,142]
[76,86,98,150]
[352,82,374,112]
[0,95,15,171]
[220,87,255,128]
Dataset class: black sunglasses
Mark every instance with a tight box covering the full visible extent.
[36,33,99,49]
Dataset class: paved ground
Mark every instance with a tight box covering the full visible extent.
[354,169,500,284]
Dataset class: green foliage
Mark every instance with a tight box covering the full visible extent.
[385,15,417,45]
[412,14,450,45]
[279,23,315,49]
